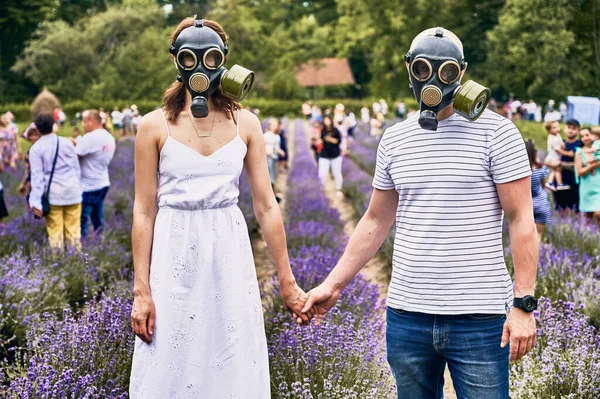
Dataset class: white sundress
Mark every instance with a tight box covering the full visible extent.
[129,110,270,398]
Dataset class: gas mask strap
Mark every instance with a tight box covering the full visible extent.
[195,19,203,28]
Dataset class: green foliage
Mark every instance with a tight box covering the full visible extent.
[0,0,56,100]
[4,0,600,103]
[486,0,600,102]
[12,2,166,101]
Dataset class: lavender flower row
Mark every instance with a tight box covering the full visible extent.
[263,119,395,398]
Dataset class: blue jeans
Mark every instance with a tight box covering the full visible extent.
[386,307,509,399]
[81,186,109,238]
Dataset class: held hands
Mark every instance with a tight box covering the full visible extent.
[500,308,537,361]
[279,278,315,326]
[300,282,342,326]
[32,207,43,218]
[131,290,156,343]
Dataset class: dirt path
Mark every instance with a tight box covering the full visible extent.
[252,119,293,285]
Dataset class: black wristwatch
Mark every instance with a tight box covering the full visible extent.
[513,296,538,312]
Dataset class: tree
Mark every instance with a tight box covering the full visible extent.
[12,1,166,101]
[485,0,578,102]
[52,0,123,25]
[0,0,55,100]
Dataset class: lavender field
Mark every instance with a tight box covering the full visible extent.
[0,120,599,398]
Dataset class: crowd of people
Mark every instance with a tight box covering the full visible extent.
[529,118,600,238]
[0,109,116,249]
[302,102,362,197]
[497,97,570,123]
[69,105,143,137]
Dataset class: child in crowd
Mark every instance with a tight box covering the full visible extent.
[525,139,550,240]
[544,120,570,191]
[264,118,285,202]
[310,120,323,161]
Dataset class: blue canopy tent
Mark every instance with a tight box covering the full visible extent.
[566,96,600,126]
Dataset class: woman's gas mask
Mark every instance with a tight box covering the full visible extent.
[405,28,491,131]
[170,19,255,118]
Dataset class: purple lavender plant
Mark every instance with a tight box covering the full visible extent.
[510,298,600,399]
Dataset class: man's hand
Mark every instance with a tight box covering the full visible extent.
[32,207,43,217]
[301,282,342,326]
[280,279,314,325]
[501,308,537,361]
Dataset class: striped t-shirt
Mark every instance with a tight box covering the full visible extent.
[373,110,531,315]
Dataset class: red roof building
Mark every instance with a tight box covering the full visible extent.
[296,58,356,87]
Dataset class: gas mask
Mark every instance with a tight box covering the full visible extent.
[170,19,255,118]
[405,28,491,131]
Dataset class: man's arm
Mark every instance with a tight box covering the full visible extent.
[496,176,539,361]
[556,148,574,157]
[302,188,398,325]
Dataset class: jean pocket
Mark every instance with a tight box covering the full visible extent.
[387,307,407,317]
[465,313,506,321]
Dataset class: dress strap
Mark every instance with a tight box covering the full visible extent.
[160,109,171,137]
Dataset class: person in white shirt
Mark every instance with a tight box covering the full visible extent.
[29,113,82,250]
[75,109,116,238]
[132,111,143,135]
[111,107,123,132]
[264,118,284,201]
[543,108,562,122]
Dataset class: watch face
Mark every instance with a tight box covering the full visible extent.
[524,297,537,310]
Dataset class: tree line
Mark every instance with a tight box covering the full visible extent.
[1,0,599,103]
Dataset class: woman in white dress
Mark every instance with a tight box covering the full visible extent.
[129,18,312,398]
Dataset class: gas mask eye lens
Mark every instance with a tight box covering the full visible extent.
[177,50,197,70]
[203,48,225,70]
[439,61,460,85]
[411,59,432,82]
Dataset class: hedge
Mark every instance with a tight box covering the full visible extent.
[1,97,419,122]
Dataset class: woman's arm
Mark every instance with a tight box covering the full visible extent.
[575,152,598,177]
[131,111,161,343]
[242,110,311,324]
[323,130,339,144]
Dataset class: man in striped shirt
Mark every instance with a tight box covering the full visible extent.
[303,28,539,399]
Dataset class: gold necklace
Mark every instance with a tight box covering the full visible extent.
[187,110,217,138]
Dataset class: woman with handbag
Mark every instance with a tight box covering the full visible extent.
[29,113,82,250]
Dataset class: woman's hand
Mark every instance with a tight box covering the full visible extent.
[279,279,314,326]
[131,291,156,343]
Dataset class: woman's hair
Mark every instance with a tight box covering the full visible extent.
[322,115,334,133]
[0,116,8,128]
[162,17,241,123]
[525,139,540,168]
[34,113,55,135]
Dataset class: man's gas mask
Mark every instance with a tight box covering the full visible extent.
[170,19,255,118]
[405,28,491,131]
